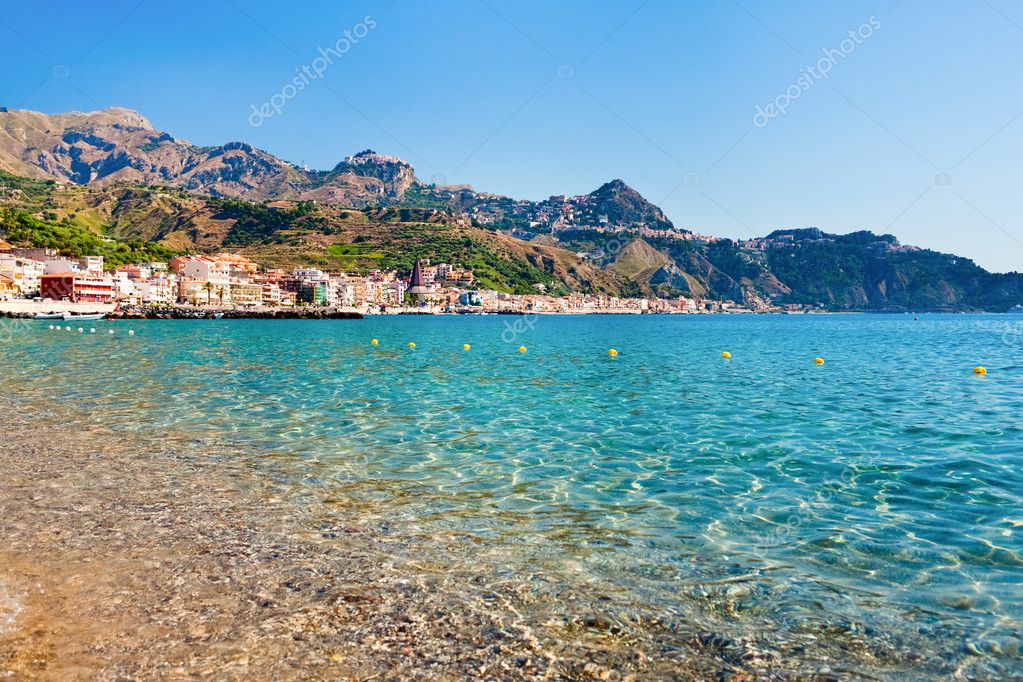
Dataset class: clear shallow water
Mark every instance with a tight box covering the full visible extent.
[2,313,1022,674]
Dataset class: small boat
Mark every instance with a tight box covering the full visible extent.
[62,313,106,321]
[212,312,224,319]
[34,312,69,320]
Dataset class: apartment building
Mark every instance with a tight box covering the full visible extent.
[40,272,116,303]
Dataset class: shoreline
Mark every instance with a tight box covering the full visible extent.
[0,413,960,681]
[0,415,756,680]
[1,311,1016,681]
[2,300,1014,319]
[4,305,1011,321]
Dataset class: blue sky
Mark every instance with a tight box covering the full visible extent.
[3,0,1022,271]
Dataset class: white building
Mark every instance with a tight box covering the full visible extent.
[79,256,104,274]
[261,283,282,306]
[294,268,326,281]
[171,256,230,282]
[0,256,44,295]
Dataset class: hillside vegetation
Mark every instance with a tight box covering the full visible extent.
[0,172,621,294]
[3,170,1022,309]
[2,101,1022,310]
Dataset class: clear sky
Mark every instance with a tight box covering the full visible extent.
[3,0,1021,271]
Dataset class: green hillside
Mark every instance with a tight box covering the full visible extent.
[2,170,1022,310]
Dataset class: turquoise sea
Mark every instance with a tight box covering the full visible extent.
[3,313,1022,676]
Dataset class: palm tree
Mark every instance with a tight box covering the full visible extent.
[203,281,214,305]
[217,287,225,306]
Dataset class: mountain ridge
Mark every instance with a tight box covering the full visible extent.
[1,106,1021,310]
[0,107,672,232]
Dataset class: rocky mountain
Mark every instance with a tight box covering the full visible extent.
[0,107,414,206]
[301,150,417,207]
[586,179,673,231]
[1,106,1021,310]
[402,178,679,237]
[0,107,676,235]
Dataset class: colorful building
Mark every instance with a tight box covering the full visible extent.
[40,272,115,303]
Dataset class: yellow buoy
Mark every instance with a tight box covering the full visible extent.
[814,357,825,365]
[608,348,618,357]
[371,338,379,346]
[408,342,416,348]
[721,351,731,358]
[518,346,527,353]
[973,366,987,375]
[463,343,471,350]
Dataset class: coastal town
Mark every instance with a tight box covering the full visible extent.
[0,240,767,315]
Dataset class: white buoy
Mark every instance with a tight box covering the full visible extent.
[48,324,54,330]
[77,327,84,333]
[89,328,96,334]
[128,330,135,336]
[108,330,114,335]
[65,326,71,331]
